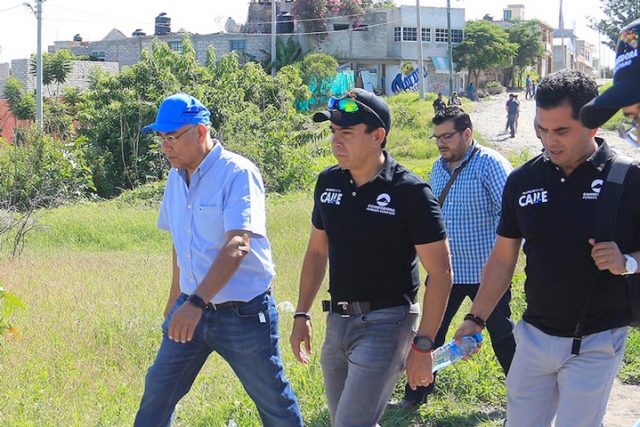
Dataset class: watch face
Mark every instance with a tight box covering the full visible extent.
[413,336,434,351]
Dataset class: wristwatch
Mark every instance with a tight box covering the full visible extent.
[412,336,434,353]
[623,254,638,275]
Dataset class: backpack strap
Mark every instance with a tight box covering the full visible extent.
[572,154,634,355]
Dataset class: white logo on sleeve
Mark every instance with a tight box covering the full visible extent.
[518,188,548,207]
[583,179,603,200]
[376,193,391,207]
[320,188,343,205]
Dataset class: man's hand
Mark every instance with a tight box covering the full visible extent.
[406,349,434,390]
[453,320,484,359]
[290,318,312,364]
[589,239,626,275]
[168,303,202,343]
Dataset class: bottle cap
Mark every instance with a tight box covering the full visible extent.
[472,332,483,343]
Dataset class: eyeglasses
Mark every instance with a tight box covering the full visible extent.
[153,125,197,146]
[327,95,386,129]
[430,130,461,143]
[618,116,639,147]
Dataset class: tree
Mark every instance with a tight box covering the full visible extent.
[453,20,518,87]
[292,0,366,36]
[30,49,74,96]
[300,52,338,104]
[3,78,35,122]
[506,20,544,87]
[589,0,640,50]
[260,36,303,73]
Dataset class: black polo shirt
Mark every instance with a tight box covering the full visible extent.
[311,151,446,302]
[498,139,640,336]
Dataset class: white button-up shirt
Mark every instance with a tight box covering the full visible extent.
[157,142,275,303]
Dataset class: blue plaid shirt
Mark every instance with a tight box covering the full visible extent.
[430,141,512,284]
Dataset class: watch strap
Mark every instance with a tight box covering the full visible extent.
[187,294,207,310]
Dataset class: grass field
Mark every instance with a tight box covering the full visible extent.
[1,92,638,426]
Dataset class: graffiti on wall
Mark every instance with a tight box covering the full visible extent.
[391,64,428,94]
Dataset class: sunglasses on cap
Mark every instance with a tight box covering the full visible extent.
[327,95,386,130]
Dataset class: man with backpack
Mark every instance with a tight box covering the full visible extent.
[454,70,640,427]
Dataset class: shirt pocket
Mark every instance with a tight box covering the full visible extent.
[194,204,225,244]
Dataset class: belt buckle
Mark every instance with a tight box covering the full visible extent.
[337,301,350,317]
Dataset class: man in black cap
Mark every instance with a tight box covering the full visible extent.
[290,88,453,427]
[581,18,640,146]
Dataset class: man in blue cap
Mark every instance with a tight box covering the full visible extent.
[581,18,640,146]
[134,93,303,426]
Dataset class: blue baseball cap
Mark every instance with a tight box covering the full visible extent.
[142,93,211,133]
[581,18,640,128]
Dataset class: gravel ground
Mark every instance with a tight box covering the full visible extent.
[469,91,640,161]
[469,91,640,427]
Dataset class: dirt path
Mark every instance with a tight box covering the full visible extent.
[470,91,640,161]
[470,92,640,427]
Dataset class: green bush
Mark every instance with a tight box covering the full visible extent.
[0,128,94,210]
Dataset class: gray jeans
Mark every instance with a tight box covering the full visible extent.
[506,320,628,427]
[320,303,419,427]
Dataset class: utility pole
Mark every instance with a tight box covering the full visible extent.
[24,0,44,128]
[447,0,454,95]
[271,0,277,76]
[416,0,425,99]
[36,0,43,128]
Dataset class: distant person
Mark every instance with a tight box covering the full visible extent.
[468,82,476,101]
[290,88,452,427]
[448,92,462,106]
[134,93,303,427]
[505,94,520,138]
[531,80,537,98]
[581,18,640,146]
[454,70,639,427]
[394,107,516,411]
[525,75,532,99]
[433,92,447,112]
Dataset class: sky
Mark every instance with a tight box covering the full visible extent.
[0,0,615,66]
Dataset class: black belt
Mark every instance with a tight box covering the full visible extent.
[205,300,244,311]
[322,295,414,317]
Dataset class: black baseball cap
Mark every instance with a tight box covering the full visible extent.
[581,18,640,129]
[312,88,391,135]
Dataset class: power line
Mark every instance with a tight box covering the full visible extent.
[0,3,25,13]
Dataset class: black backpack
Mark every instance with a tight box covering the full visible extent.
[572,154,640,355]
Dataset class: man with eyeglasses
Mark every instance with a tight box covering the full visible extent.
[394,107,516,411]
[581,18,640,146]
[290,88,452,426]
[134,93,303,426]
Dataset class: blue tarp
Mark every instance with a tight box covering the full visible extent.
[295,71,355,111]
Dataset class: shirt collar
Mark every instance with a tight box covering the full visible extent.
[376,150,396,183]
[542,137,612,172]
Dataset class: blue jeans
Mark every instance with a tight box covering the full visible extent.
[321,304,419,427]
[404,284,516,403]
[134,292,303,427]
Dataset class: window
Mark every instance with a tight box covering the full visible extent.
[403,27,417,41]
[421,27,431,42]
[452,29,463,43]
[230,39,246,51]
[168,41,182,53]
[435,28,448,43]
[334,24,349,31]
[394,27,401,42]
[90,50,106,61]
[503,10,512,20]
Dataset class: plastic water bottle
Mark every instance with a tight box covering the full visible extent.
[431,333,483,373]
